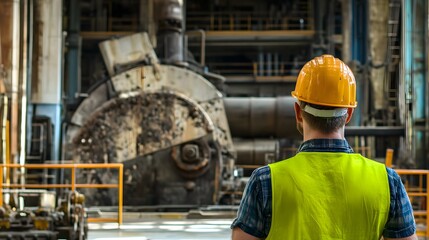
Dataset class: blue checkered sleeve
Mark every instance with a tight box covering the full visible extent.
[231,166,271,238]
[382,167,416,238]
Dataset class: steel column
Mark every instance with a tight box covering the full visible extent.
[349,0,368,126]
[31,0,63,161]
[66,0,81,107]
[341,0,352,63]
[402,0,427,168]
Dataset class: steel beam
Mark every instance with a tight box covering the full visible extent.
[402,0,427,168]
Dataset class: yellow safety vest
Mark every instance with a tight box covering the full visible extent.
[267,152,390,240]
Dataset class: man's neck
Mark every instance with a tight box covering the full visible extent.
[303,125,345,141]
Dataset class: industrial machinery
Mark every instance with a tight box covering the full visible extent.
[0,190,87,240]
[64,31,237,207]
[64,0,261,208]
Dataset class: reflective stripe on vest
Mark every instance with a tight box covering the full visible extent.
[267,152,390,240]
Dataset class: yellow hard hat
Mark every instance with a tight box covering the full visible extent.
[291,54,357,108]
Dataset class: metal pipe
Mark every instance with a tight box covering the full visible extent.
[266,53,272,76]
[342,0,352,63]
[344,126,405,136]
[258,52,264,76]
[1,96,7,166]
[224,97,406,138]
[25,0,33,155]
[224,97,298,138]
[312,0,325,55]
[0,96,6,189]
[19,0,28,168]
[0,5,7,171]
[66,0,81,106]
[11,0,20,165]
[274,53,279,76]
[233,139,279,166]
[155,0,184,63]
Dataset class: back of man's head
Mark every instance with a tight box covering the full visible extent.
[292,55,357,134]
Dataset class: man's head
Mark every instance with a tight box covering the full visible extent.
[291,55,357,138]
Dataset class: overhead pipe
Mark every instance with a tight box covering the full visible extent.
[224,97,298,138]
[224,97,406,139]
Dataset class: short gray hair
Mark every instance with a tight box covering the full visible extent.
[299,101,347,133]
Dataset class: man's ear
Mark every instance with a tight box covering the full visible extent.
[345,108,354,124]
[294,102,303,123]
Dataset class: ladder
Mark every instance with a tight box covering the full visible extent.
[386,0,401,125]
[26,118,55,185]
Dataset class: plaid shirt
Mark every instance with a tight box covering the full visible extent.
[231,139,416,238]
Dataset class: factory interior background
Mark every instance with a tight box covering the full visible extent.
[0,0,429,239]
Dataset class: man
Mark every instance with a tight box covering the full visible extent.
[231,55,417,240]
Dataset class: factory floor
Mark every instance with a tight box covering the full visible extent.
[87,212,428,240]
[88,219,233,240]
[88,221,429,240]
[87,212,234,240]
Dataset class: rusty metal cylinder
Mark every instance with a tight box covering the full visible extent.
[155,0,184,63]
[224,97,299,138]
[233,139,280,166]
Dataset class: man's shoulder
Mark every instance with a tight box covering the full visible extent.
[385,167,402,184]
[251,165,271,180]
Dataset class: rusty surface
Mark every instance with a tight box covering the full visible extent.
[72,91,213,163]
[0,0,13,91]
[30,0,63,104]
[30,0,42,97]
[67,90,227,206]
[99,32,159,77]
[65,32,237,206]
[368,0,389,110]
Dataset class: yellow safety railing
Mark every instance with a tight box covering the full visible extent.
[385,149,429,237]
[394,169,429,237]
[0,163,123,225]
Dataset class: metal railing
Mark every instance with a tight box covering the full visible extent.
[394,169,429,237]
[0,163,123,225]
[208,61,304,78]
[385,149,429,237]
[186,11,313,31]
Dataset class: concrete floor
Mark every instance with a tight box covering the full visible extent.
[88,219,233,240]
[87,214,428,240]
